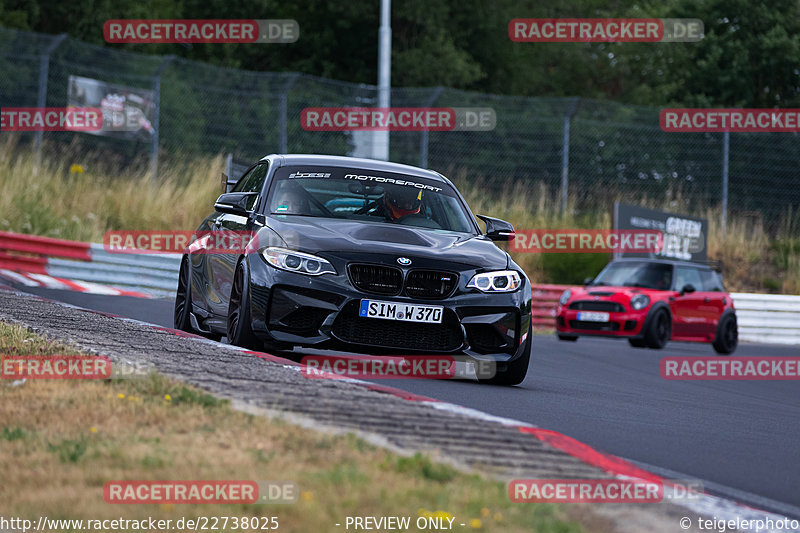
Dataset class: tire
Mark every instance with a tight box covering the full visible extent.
[479,334,531,386]
[557,334,578,342]
[227,259,262,350]
[712,313,738,355]
[628,338,647,348]
[174,257,194,333]
[644,308,671,349]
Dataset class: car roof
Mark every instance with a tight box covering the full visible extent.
[609,257,714,270]
[261,154,448,183]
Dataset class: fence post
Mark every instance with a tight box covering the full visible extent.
[419,86,444,168]
[150,55,175,182]
[32,33,67,176]
[279,73,300,153]
[721,131,730,235]
[560,98,579,214]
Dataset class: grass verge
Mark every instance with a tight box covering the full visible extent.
[0,321,593,533]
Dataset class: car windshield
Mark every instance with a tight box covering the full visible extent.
[265,165,476,233]
[590,261,673,291]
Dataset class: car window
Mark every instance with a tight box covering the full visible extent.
[232,163,269,210]
[591,261,673,290]
[699,269,724,292]
[674,266,704,292]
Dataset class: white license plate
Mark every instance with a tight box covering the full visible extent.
[577,311,609,322]
[359,299,443,324]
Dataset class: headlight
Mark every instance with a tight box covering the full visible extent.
[466,270,521,293]
[559,289,572,306]
[261,247,336,276]
[630,294,650,310]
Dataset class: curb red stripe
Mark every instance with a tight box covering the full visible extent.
[519,426,663,483]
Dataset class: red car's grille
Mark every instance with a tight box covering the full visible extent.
[569,300,625,312]
[569,320,620,331]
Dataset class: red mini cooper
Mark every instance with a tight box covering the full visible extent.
[555,258,738,354]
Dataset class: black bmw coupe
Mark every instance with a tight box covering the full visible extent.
[174,154,532,385]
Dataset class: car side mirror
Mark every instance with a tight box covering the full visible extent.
[680,284,696,295]
[584,277,594,285]
[476,214,515,242]
[214,192,256,216]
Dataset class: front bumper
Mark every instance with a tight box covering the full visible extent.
[247,252,532,363]
[556,308,647,338]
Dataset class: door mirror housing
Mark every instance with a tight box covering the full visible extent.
[680,283,696,295]
[476,215,515,242]
[214,192,257,216]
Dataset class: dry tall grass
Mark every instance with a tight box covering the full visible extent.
[0,137,221,242]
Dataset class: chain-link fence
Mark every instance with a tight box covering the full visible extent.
[1,25,798,229]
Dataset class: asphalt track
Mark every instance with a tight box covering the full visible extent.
[12,285,800,517]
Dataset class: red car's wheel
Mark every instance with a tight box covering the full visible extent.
[713,313,738,355]
[644,308,671,349]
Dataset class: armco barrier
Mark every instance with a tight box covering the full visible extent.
[0,231,91,272]
[531,284,574,329]
[730,292,800,345]
[1,231,799,343]
[0,231,179,298]
[531,284,800,345]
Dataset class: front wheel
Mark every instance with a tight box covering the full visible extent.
[479,334,531,386]
[174,257,194,332]
[644,308,671,349]
[713,313,738,355]
[628,338,647,348]
[227,259,261,350]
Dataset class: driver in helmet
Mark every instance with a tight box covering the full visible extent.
[381,185,423,221]
[272,185,310,215]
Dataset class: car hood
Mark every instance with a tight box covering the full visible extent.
[261,216,509,269]
[571,285,666,301]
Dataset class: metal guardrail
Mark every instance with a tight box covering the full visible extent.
[730,293,800,345]
[48,244,181,297]
[1,230,799,342]
[0,232,179,298]
[0,231,91,272]
[531,284,573,329]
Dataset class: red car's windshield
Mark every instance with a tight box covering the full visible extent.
[590,262,673,291]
